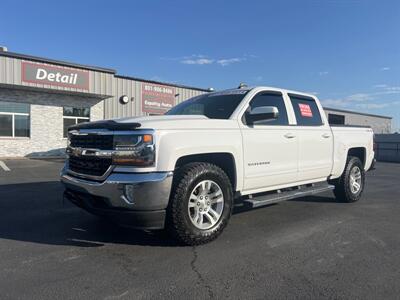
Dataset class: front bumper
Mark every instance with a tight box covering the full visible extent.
[61,168,173,229]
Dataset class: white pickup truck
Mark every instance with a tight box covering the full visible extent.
[61,86,375,245]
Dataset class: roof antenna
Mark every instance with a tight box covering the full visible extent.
[238,82,248,89]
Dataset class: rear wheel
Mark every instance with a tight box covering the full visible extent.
[331,156,365,203]
[167,162,233,245]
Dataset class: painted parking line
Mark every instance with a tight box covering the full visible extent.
[0,161,11,171]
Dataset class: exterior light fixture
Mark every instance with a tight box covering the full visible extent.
[119,95,129,104]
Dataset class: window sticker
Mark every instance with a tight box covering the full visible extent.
[298,103,313,118]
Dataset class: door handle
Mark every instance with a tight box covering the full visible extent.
[284,133,296,139]
[322,133,331,138]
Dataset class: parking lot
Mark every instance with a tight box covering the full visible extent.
[0,159,399,299]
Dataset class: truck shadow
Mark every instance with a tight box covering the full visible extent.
[0,181,180,248]
[0,181,338,248]
[289,195,339,203]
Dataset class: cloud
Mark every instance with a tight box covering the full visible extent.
[181,58,214,65]
[346,93,373,102]
[380,67,390,71]
[161,54,207,61]
[321,88,400,110]
[382,86,400,94]
[373,84,388,88]
[216,58,244,66]
[356,101,400,109]
[372,84,400,95]
[356,103,389,109]
[321,98,350,108]
[178,54,248,66]
[319,71,329,76]
[321,92,383,108]
[244,54,258,58]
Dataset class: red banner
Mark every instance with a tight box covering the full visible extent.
[141,83,175,114]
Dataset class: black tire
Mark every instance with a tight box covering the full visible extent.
[167,162,233,245]
[331,156,365,203]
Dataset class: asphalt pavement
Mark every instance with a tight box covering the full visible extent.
[0,159,399,299]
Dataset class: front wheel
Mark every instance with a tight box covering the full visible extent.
[331,156,365,203]
[167,162,233,245]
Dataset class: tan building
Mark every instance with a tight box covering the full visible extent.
[324,107,392,134]
[0,48,207,157]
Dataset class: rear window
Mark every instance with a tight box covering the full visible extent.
[289,94,323,126]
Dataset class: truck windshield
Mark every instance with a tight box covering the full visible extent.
[165,90,249,119]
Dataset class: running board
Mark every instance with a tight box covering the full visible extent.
[243,183,335,208]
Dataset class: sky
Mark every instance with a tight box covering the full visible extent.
[1,0,399,131]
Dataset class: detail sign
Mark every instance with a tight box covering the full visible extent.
[22,62,90,90]
[141,83,175,114]
[298,103,313,118]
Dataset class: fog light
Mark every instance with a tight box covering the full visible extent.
[123,184,135,204]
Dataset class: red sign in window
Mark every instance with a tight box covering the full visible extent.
[298,103,313,118]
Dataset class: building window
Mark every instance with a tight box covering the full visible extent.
[0,101,30,137]
[63,107,90,137]
[328,113,345,125]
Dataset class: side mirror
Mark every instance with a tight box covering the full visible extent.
[246,106,279,125]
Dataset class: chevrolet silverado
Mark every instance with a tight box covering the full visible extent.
[61,86,375,245]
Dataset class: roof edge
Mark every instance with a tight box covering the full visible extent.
[323,106,392,119]
[0,50,210,91]
[115,74,210,92]
[0,51,116,74]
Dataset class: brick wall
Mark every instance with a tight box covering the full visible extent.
[0,87,104,157]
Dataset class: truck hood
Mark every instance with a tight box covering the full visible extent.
[112,115,238,130]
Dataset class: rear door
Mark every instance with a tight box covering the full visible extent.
[240,91,298,192]
[288,94,333,181]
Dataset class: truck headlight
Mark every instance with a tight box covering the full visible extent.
[112,134,155,167]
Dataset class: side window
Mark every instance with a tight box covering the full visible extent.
[247,92,289,125]
[289,94,323,126]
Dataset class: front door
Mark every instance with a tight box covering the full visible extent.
[241,92,298,193]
